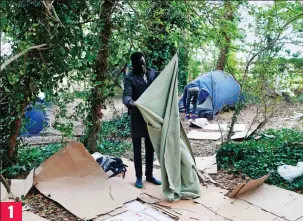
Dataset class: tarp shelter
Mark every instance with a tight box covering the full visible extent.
[178,70,241,119]
[135,54,201,202]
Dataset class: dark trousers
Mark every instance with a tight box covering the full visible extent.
[186,89,199,115]
[132,136,154,178]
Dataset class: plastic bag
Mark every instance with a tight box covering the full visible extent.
[277,162,303,182]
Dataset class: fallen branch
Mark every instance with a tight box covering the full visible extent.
[0,43,48,71]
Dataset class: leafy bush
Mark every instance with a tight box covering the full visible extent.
[97,112,132,156]
[292,94,303,103]
[97,140,132,157]
[217,128,303,192]
[241,91,261,105]
[100,113,131,140]
[1,143,62,178]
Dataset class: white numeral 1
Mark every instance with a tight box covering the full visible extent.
[8,205,14,218]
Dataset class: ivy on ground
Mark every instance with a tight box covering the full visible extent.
[217,128,303,192]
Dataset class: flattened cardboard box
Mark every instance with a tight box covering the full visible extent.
[1,183,10,201]
[195,155,217,174]
[228,174,270,198]
[187,130,223,140]
[34,141,139,220]
[10,169,34,199]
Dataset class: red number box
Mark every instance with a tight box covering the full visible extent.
[0,202,22,221]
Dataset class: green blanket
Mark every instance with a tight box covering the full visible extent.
[135,54,201,202]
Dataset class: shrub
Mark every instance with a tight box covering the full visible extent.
[217,128,303,192]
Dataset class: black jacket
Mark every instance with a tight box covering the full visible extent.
[122,68,160,138]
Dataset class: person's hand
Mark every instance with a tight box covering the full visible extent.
[127,100,135,109]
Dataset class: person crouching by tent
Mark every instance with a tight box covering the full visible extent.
[122,52,162,189]
[183,82,200,120]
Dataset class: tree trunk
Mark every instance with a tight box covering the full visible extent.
[87,0,116,152]
[216,1,234,71]
[8,78,31,159]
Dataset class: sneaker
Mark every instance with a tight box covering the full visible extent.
[135,178,143,188]
[186,114,190,120]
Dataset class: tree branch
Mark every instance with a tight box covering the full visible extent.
[243,12,303,79]
[0,44,48,71]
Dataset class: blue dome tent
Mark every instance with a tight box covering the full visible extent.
[21,93,50,137]
[179,70,242,119]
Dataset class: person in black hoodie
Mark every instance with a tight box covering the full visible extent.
[122,52,162,188]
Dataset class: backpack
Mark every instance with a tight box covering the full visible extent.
[96,156,128,178]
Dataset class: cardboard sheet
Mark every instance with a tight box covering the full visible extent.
[158,199,196,209]
[182,204,228,221]
[228,174,269,198]
[108,207,127,216]
[125,200,147,213]
[10,169,34,199]
[231,130,254,140]
[232,205,278,221]
[195,155,217,174]
[228,184,245,198]
[237,184,303,221]
[104,210,141,221]
[104,207,174,221]
[151,204,181,218]
[189,118,208,128]
[121,158,167,201]
[236,174,270,196]
[178,213,204,221]
[34,141,139,220]
[138,193,162,204]
[138,207,173,221]
[22,212,48,221]
[93,214,112,221]
[187,131,223,140]
[195,192,235,213]
[1,183,10,201]
[194,192,279,221]
[200,185,228,196]
[203,124,246,132]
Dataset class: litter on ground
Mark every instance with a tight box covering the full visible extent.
[277,162,303,182]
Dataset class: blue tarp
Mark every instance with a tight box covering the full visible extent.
[179,70,241,119]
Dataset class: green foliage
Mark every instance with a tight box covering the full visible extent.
[97,140,131,157]
[292,94,303,103]
[96,113,131,156]
[217,129,303,192]
[1,143,62,178]
[242,92,261,105]
[81,111,132,155]
[99,113,131,140]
